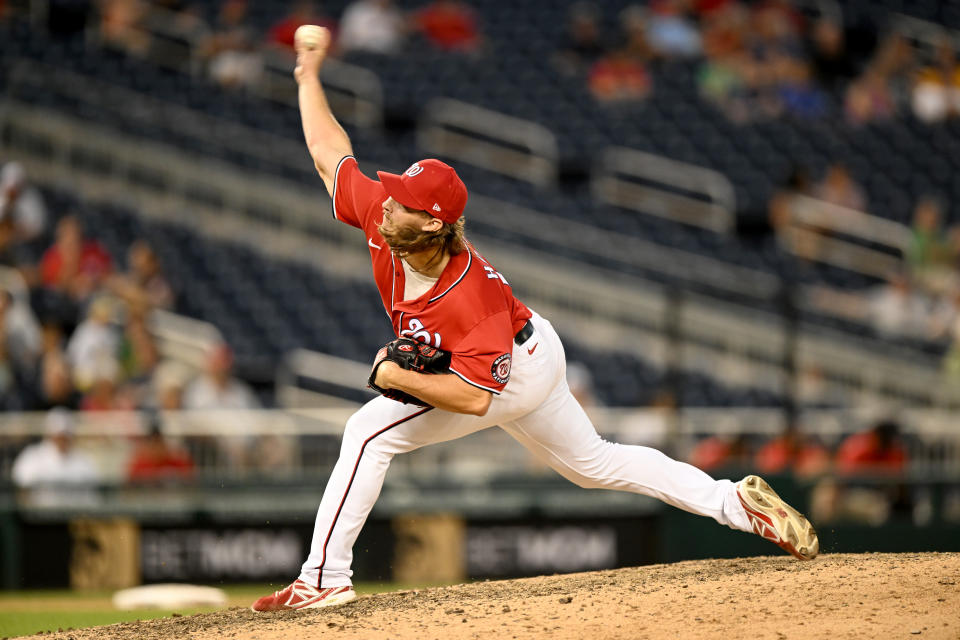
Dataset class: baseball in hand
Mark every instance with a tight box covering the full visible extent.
[295,25,330,52]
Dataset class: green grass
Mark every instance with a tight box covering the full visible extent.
[0,581,442,638]
[0,609,218,638]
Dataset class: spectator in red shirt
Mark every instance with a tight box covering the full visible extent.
[127,415,195,483]
[688,433,752,472]
[267,0,337,52]
[835,420,908,475]
[754,424,830,477]
[588,49,652,103]
[413,0,481,53]
[40,215,112,301]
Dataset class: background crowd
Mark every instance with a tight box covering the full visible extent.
[2,0,958,526]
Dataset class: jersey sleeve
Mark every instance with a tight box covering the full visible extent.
[331,156,383,229]
[448,310,515,394]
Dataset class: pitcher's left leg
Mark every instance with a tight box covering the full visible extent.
[502,388,750,531]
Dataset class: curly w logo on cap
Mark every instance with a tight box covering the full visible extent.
[377,159,468,225]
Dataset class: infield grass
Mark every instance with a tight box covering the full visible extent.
[0,581,445,638]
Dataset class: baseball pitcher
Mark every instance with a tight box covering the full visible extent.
[251,25,819,612]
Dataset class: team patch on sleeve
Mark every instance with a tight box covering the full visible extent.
[491,354,512,384]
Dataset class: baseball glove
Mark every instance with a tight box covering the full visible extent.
[368,337,452,406]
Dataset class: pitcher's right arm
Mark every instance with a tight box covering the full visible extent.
[294,26,353,196]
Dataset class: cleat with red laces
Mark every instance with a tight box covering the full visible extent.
[737,475,819,561]
[251,579,356,612]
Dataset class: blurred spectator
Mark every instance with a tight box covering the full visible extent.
[37,214,112,327]
[0,289,38,409]
[872,31,916,86]
[40,215,113,293]
[697,3,750,119]
[554,2,606,75]
[638,1,702,59]
[767,165,812,231]
[746,0,804,68]
[183,343,259,410]
[126,414,194,483]
[11,408,100,487]
[34,323,80,410]
[79,356,136,411]
[183,343,259,470]
[267,0,336,52]
[338,0,406,55]
[688,433,751,472]
[807,18,856,93]
[813,419,912,526]
[699,1,745,59]
[808,269,933,341]
[200,0,263,90]
[118,303,160,384]
[0,288,41,379]
[776,58,826,118]
[697,49,752,121]
[699,0,810,122]
[588,49,651,103]
[151,359,192,410]
[66,296,120,392]
[251,433,297,474]
[98,0,150,56]
[911,39,959,124]
[105,239,175,311]
[413,0,481,53]
[753,0,804,33]
[0,161,48,244]
[844,67,896,126]
[835,419,908,475]
[845,33,913,126]
[813,163,866,211]
[905,197,948,275]
[866,271,928,339]
[753,424,829,476]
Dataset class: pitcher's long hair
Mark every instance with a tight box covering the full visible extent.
[378,214,466,270]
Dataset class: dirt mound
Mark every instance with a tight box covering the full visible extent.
[29,552,960,640]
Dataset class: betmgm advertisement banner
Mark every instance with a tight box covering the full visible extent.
[6,514,656,588]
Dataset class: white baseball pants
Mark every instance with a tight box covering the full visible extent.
[300,311,751,587]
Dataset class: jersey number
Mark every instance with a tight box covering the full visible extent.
[400,317,442,348]
[483,265,508,285]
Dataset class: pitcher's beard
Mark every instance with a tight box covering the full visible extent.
[377,221,442,257]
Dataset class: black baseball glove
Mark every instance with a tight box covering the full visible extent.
[368,337,452,406]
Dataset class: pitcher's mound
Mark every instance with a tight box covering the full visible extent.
[37,552,960,640]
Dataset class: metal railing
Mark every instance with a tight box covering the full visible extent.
[147,309,223,370]
[592,147,737,233]
[778,194,911,279]
[2,408,959,489]
[418,98,559,187]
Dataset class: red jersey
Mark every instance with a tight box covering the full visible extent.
[40,242,112,288]
[332,156,531,393]
[834,431,907,474]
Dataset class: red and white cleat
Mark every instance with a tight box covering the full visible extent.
[737,475,820,561]
[251,580,356,612]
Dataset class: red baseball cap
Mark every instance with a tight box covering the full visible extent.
[377,159,467,225]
